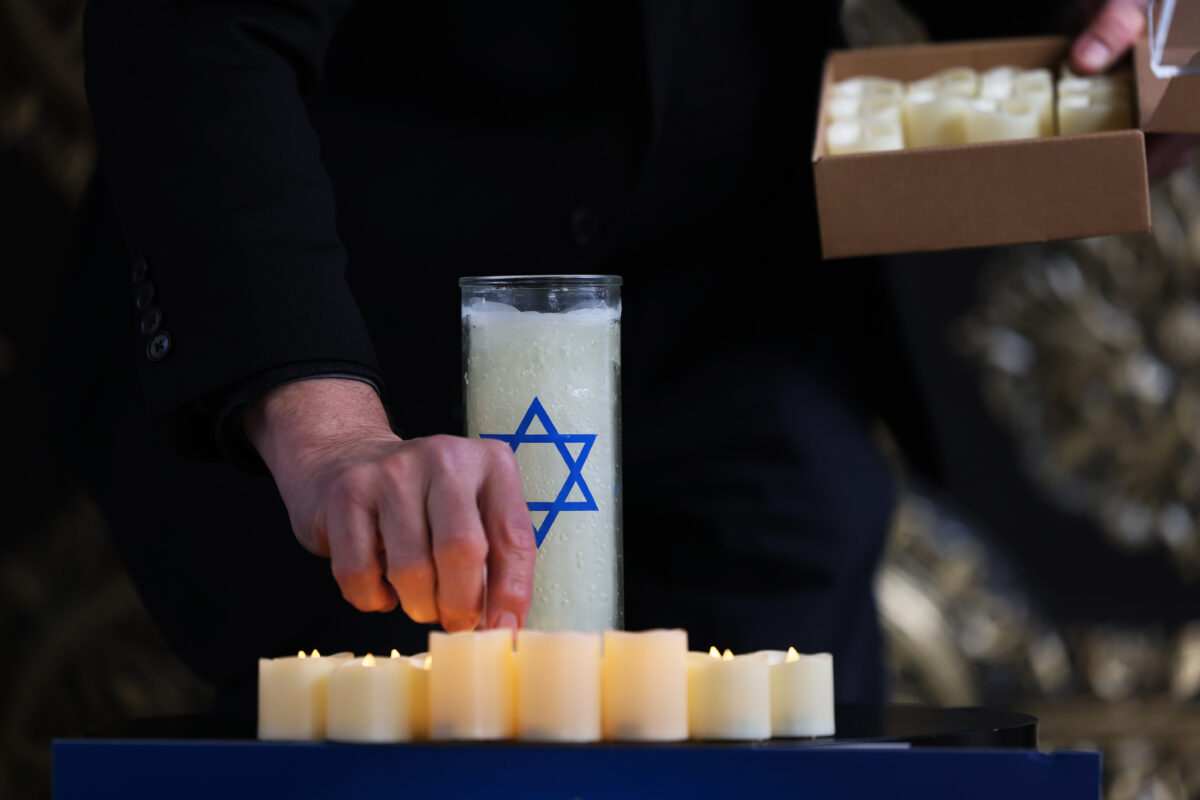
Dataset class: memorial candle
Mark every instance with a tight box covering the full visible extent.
[516,630,602,742]
[687,648,770,741]
[327,653,415,743]
[602,629,688,741]
[257,650,344,741]
[429,630,515,740]
[462,278,622,632]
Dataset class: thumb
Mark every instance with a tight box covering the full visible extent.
[1072,0,1149,73]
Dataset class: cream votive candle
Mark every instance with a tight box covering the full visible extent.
[1013,70,1054,136]
[408,652,431,740]
[965,97,1040,143]
[825,118,905,155]
[929,66,979,97]
[258,650,344,741]
[327,653,415,743]
[429,630,515,740]
[826,95,903,126]
[1056,93,1133,135]
[979,65,1019,99]
[602,629,688,741]
[516,630,602,742]
[903,89,969,148]
[760,648,836,738]
[831,75,905,101]
[687,648,770,741]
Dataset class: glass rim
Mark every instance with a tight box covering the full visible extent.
[459,274,622,288]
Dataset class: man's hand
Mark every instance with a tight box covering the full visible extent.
[1071,0,1148,74]
[1072,0,1197,180]
[243,378,536,632]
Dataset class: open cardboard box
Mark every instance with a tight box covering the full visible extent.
[813,37,1154,259]
[1136,0,1200,131]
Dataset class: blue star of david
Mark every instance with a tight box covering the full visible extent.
[480,397,598,547]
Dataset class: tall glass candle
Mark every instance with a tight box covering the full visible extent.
[461,276,622,631]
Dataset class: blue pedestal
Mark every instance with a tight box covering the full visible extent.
[53,740,1100,800]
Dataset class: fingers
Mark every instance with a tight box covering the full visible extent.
[1072,0,1149,74]
[326,470,399,613]
[378,460,439,624]
[478,440,536,630]
[426,438,490,631]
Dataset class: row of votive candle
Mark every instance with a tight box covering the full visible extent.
[824,63,1133,154]
[258,629,834,743]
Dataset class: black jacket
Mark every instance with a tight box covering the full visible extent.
[66,0,1068,704]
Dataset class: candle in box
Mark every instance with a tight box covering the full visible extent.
[825,118,905,154]
[1056,74,1132,135]
[903,89,969,148]
[429,629,515,740]
[258,650,350,741]
[687,648,770,741]
[757,648,836,738]
[831,75,904,101]
[965,96,1040,143]
[1057,93,1133,135]
[826,95,903,126]
[327,652,416,743]
[602,629,688,741]
[516,630,602,742]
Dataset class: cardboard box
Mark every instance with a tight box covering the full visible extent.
[1135,0,1200,133]
[814,37,1150,259]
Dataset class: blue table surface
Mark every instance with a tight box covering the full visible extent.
[53,739,1101,800]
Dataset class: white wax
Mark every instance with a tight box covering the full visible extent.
[602,629,688,741]
[257,652,344,741]
[825,118,905,155]
[1058,74,1131,100]
[429,630,515,740]
[1013,70,1054,136]
[826,96,903,125]
[758,650,836,738]
[1056,92,1133,135]
[464,301,620,632]
[831,76,904,101]
[928,66,979,97]
[409,653,431,740]
[687,651,770,741]
[326,654,415,743]
[516,630,602,742]
[979,65,1019,100]
[965,97,1040,143]
[903,89,969,148]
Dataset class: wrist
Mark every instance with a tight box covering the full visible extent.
[242,377,393,470]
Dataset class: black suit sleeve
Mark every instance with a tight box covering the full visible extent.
[83,0,383,466]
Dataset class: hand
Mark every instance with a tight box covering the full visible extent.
[1070,0,1147,74]
[243,377,536,632]
[1072,0,1198,181]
